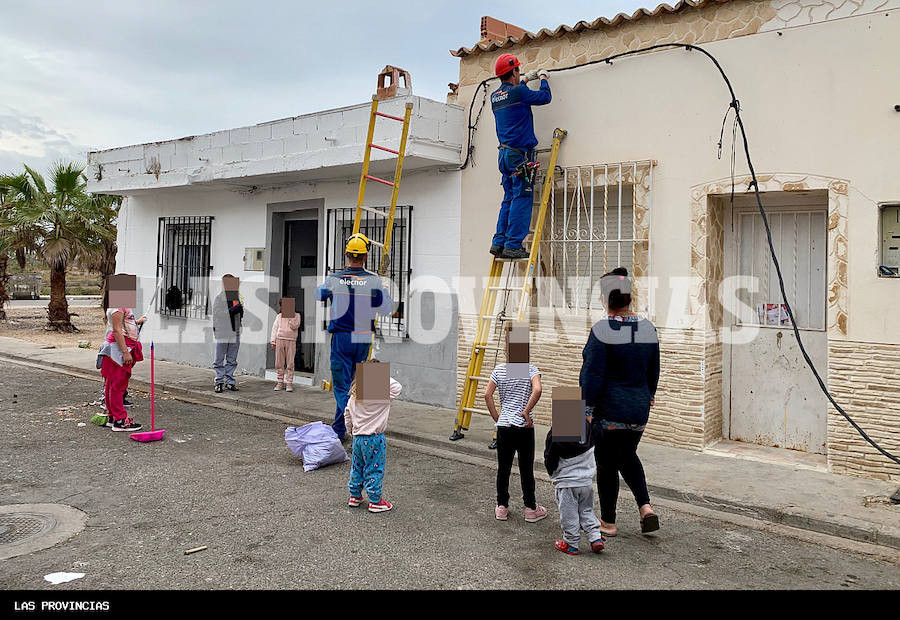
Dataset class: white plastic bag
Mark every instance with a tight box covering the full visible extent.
[285,421,349,472]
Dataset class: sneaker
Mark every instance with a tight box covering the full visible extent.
[285,384,293,392]
[555,540,579,555]
[524,505,548,523]
[489,244,503,257]
[348,496,362,507]
[590,537,606,553]
[225,384,239,392]
[99,401,107,410]
[111,417,142,432]
[368,499,393,513]
[500,247,529,260]
[274,383,283,391]
[488,438,498,450]
[214,383,223,393]
[495,505,509,521]
[123,398,134,407]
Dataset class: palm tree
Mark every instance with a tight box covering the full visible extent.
[0,162,115,331]
[76,193,121,307]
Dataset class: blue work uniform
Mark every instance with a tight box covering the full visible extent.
[316,266,392,438]
[490,78,552,251]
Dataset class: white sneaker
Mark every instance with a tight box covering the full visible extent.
[285,384,294,392]
[274,383,283,391]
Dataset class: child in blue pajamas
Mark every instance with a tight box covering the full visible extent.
[345,369,402,513]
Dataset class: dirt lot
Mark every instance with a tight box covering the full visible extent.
[0,305,107,349]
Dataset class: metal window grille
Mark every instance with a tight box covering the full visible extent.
[537,161,652,310]
[324,206,412,338]
[156,216,213,319]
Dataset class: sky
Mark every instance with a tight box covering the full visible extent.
[0,0,651,174]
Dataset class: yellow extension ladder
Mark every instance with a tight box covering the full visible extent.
[450,128,567,441]
[321,73,414,391]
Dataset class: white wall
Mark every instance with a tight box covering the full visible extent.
[115,166,461,405]
[457,10,900,343]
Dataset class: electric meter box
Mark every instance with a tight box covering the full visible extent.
[244,247,265,271]
[882,205,900,275]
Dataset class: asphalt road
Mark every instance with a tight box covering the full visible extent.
[1,360,897,590]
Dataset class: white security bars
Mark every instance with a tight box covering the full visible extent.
[537,161,653,311]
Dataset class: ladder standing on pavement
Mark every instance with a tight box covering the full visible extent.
[450,128,567,441]
[321,67,414,392]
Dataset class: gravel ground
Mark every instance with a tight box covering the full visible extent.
[1,361,898,590]
[0,306,107,349]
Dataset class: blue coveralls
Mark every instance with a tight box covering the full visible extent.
[490,78,552,251]
[315,266,392,438]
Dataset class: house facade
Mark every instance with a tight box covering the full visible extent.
[452,0,900,480]
[88,91,465,408]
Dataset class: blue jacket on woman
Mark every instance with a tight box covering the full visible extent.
[579,317,660,426]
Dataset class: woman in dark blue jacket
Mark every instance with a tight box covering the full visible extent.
[580,268,660,536]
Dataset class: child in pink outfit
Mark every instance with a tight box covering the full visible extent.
[270,302,301,391]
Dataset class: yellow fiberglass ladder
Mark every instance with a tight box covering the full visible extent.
[321,66,414,391]
[450,128,567,442]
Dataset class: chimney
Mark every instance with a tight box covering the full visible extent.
[480,16,526,44]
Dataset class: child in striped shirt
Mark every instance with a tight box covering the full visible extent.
[484,362,548,523]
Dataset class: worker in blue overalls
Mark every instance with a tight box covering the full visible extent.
[316,233,392,440]
[490,53,552,259]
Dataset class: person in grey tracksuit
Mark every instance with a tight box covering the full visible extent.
[544,429,606,554]
[212,283,244,391]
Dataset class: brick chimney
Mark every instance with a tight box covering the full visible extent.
[480,16,526,44]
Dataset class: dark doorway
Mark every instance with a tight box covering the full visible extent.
[283,219,318,373]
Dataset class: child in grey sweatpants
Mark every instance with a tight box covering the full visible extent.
[544,428,606,555]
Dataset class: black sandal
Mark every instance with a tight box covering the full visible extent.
[214,384,223,393]
[640,513,660,534]
[226,384,239,392]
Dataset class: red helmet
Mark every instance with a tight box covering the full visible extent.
[494,53,521,77]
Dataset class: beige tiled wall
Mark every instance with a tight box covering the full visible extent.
[828,341,900,481]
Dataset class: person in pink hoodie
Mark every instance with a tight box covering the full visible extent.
[345,362,402,513]
[270,300,302,392]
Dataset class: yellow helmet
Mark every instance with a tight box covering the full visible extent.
[345,233,370,256]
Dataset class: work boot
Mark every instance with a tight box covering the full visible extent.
[489,244,503,257]
[501,247,529,260]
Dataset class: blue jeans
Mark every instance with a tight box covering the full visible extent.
[348,433,387,502]
[330,331,371,438]
[493,148,535,250]
[213,335,240,385]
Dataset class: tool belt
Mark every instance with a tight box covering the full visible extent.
[499,144,541,185]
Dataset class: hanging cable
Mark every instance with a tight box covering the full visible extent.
[458,42,900,466]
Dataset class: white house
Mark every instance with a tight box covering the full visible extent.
[87,82,465,408]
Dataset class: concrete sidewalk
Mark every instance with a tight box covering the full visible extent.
[1,335,898,550]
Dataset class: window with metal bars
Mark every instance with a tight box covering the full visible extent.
[536,162,652,310]
[156,216,213,319]
[324,206,411,338]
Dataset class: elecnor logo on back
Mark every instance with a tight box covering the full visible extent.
[491,91,509,104]
[340,277,368,286]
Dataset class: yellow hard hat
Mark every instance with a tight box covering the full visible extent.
[345,233,370,256]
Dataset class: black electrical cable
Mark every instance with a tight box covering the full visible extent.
[460,42,900,467]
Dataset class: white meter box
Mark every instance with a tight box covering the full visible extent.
[244,247,265,271]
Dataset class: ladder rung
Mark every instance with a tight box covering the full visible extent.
[487,286,520,291]
[474,344,503,351]
[370,143,400,155]
[358,205,388,216]
[365,174,395,187]
[468,375,492,382]
[368,239,385,248]
[462,407,491,415]
[375,111,405,122]
[480,315,513,321]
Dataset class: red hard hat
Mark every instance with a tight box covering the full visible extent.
[494,53,521,77]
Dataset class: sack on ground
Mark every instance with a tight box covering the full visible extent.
[285,421,349,472]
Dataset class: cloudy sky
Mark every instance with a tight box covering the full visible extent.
[0,0,649,174]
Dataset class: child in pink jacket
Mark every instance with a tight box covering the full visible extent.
[270,301,301,392]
